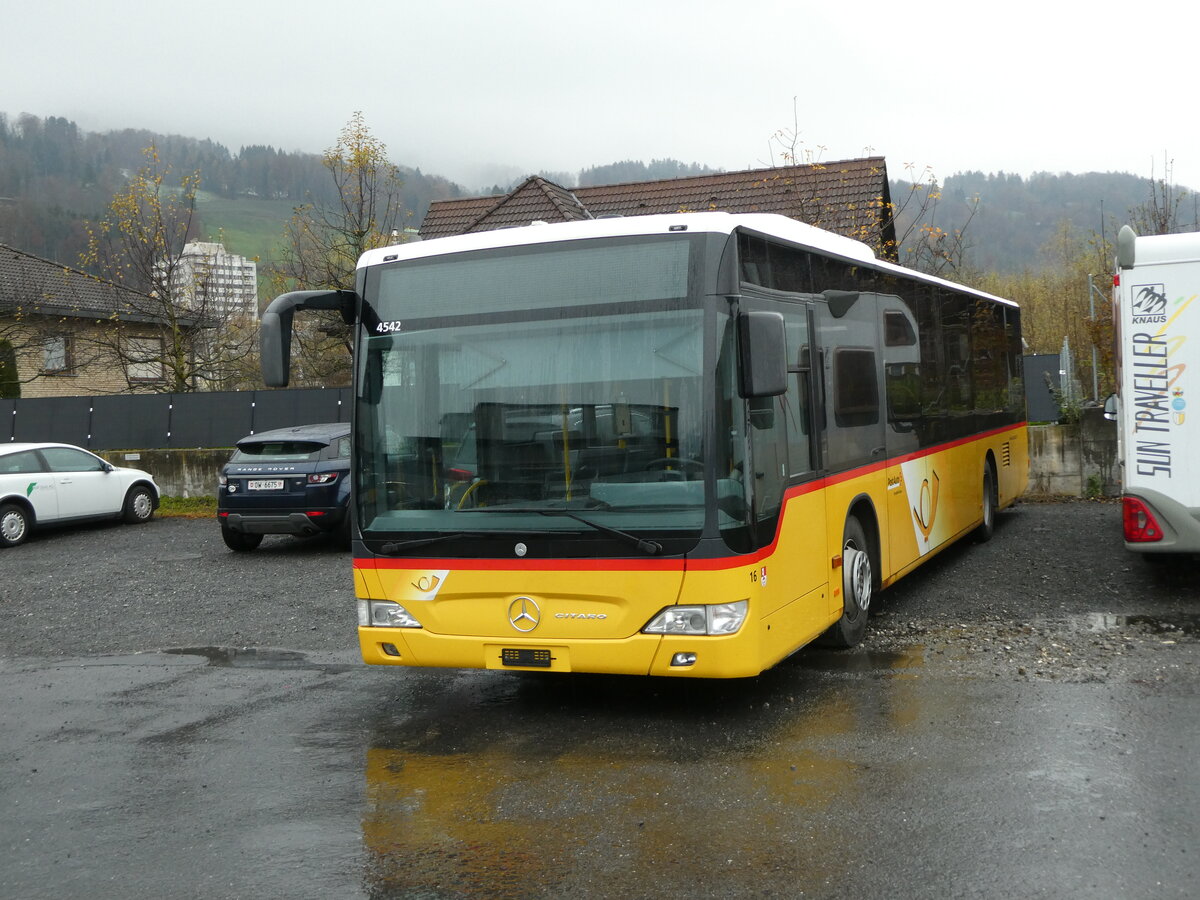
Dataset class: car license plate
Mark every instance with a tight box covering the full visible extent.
[247,479,285,491]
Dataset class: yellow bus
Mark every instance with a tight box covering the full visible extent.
[261,212,1027,678]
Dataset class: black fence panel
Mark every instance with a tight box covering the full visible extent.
[0,399,14,442]
[12,396,92,446]
[169,392,253,448]
[92,394,172,450]
[6,389,351,449]
[250,388,349,434]
[1024,354,1062,423]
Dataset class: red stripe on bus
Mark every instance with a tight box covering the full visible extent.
[356,422,1026,574]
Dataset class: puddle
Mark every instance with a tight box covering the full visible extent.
[163,647,353,672]
[793,646,926,674]
[1084,613,1200,636]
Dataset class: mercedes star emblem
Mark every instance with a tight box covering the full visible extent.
[508,596,541,632]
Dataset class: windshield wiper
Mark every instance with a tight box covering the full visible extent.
[378,527,568,555]
[379,532,483,554]
[467,507,663,556]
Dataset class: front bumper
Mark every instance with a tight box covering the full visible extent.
[357,588,824,679]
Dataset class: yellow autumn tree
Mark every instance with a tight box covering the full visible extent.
[972,221,1115,400]
[270,112,408,386]
[81,146,256,392]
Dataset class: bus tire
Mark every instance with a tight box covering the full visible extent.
[975,463,997,543]
[820,516,873,648]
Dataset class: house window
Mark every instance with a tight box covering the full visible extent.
[127,336,165,382]
[42,336,71,374]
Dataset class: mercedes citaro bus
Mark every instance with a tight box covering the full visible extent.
[261,212,1027,677]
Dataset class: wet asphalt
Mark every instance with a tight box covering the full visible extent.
[0,503,1197,898]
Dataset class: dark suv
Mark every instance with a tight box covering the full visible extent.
[217,423,352,551]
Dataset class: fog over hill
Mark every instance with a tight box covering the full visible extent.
[0,113,1189,276]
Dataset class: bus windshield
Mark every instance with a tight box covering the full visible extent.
[355,235,721,551]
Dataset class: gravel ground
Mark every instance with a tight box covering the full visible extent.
[0,519,357,657]
[1,501,1196,682]
[870,498,1200,684]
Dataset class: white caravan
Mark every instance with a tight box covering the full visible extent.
[1108,225,1200,554]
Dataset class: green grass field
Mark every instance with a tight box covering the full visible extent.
[193,192,297,268]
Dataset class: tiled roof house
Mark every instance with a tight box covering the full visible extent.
[420,157,898,260]
[0,244,187,397]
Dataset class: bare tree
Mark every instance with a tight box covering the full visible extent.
[270,112,407,387]
[80,146,256,392]
[764,100,978,276]
[888,169,980,278]
[0,250,133,396]
[1129,153,1193,236]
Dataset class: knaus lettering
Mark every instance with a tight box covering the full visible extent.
[1132,284,1168,324]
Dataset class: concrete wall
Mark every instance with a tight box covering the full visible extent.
[99,449,228,498]
[101,411,1123,500]
[1026,408,1119,498]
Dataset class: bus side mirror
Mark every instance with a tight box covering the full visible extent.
[1103,392,1118,421]
[260,289,358,387]
[260,306,294,387]
[738,310,787,398]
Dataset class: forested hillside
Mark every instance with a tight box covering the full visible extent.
[893,170,1194,273]
[577,159,719,187]
[0,112,1189,277]
[0,113,465,268]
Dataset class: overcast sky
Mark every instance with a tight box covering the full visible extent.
[4,0,1195,193]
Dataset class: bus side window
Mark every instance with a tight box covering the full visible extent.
[939,289,974,433]
[782,309,815,476]
[748,394,787,525]
[833,347,880,428]
[882,299,922,426]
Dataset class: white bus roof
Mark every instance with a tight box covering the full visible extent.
[359,211,1015,308]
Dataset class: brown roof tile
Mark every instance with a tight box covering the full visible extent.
[464,176,591,232]
[420,195,504,239]
[0,243,162,322]
[420,158,896,257]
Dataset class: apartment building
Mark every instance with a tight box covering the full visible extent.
[169,242,259,320]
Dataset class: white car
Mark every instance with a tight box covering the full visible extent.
[0,442,159,548]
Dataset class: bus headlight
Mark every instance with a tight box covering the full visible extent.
[643,600,748,635]
[357,599,423,628]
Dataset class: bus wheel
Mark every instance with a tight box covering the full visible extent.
[820,517,873,648]
[975,464,997,543]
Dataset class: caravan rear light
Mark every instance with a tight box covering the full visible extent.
[1123,497,1164,542]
